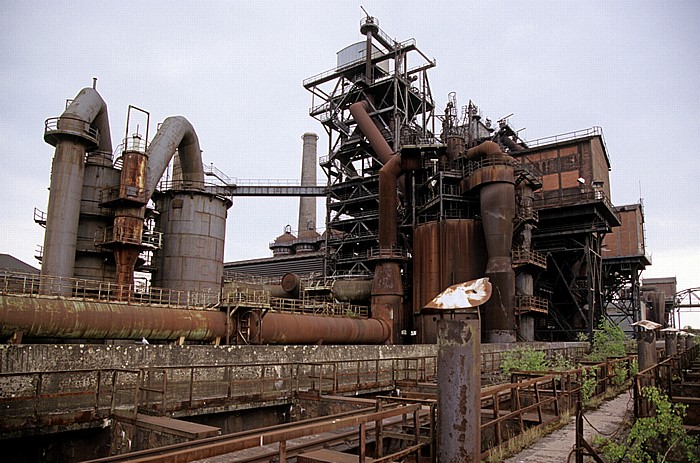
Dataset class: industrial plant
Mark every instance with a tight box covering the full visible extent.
[1,15,698,463]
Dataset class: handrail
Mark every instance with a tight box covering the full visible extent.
[44,115,99,144]
[303,38,417,87]
[368,245,407,260]
[524,126,606,150]
[463,154,515,177]
[94,226,162,249]
[0,270,220,309]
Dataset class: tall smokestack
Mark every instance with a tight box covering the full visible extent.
[298,132,318,232]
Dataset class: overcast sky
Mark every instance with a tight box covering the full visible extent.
[1,1,698,326]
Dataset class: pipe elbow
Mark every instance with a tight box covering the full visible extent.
[145,116,205,197]
[349,100,371,115]
[379,153,403,177]
[466,140,502,160]
[61,87,113,154]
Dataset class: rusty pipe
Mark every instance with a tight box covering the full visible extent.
[0,294,226,341]
[378,154,402,248]
[502,136,524,152]
[145,116,205,198]
[349,101,394,164]
[350,100,407,343]
[246,312,390,345]
[465,140,501,160]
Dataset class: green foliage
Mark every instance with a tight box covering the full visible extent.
[587,319,629,361]
[500,347,549,376]
[550,352,575,372]
[596,386,700,462]
[576,332,590,343]
[500,347,577,387]
[580,368,597,404]
[612,362,628,387]
[630,358,639,377]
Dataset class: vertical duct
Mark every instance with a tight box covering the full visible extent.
[42,87,112,282]
[349,101,407,343]
[462,141,517,343]
[298,132,318,233]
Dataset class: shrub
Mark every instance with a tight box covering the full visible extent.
[587,319,628,361]
[595,386,700,462]
[580,367,597,404]
[500,347,549,376]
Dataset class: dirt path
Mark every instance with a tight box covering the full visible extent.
[504,390,632,463]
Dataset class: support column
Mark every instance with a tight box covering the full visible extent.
[437,318,480,462]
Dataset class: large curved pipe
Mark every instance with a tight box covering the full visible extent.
[247,312,390,345]
[60,87,113,154]
[0,294,226,341]
[42,88,113,282]
[145,116,205,198]
[350,100,407,343]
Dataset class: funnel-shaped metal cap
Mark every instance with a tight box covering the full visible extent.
[422,278,492,313]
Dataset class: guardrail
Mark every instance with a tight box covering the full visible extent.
[136,356,437,415]
[44,116,99,146]
[633,344,699,418]
[0,270,220,310]
[0,368,140,433]
[534,189,616,212]
[525,126,606,150]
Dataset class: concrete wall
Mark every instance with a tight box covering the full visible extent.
[0,342,588,374]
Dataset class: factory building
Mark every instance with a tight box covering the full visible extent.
[2,15,689,463]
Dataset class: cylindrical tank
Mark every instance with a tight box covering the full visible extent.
[331,279,373,304]
[74,153,120,280]
[153,191,230,291]
[413,219,487,343]
[42,87,111,283]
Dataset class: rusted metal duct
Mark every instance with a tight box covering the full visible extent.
[42,87,113,282]
[463,141,516,343]
[349,101,394,164]
[445,136,465,164]
[145,116,205,198]
[246,311,390,345]
[502,136,524,152]
[350,100,408,344]
[0,294,226,341]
